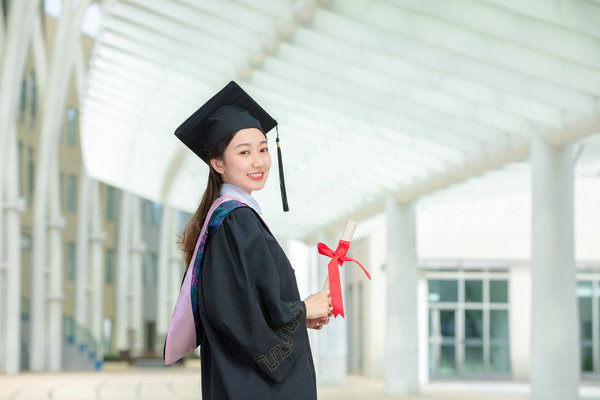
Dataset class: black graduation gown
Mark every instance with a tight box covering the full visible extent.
[198,206,317,400]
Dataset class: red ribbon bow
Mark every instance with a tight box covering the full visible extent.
[317,240,371,318]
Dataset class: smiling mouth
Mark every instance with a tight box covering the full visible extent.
[248,172,264,180]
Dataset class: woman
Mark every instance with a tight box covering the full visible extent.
[165,81,332,400]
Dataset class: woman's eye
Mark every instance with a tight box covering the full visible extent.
[240,150,249,155]
[260,147,269,153]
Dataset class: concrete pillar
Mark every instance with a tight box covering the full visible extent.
[156,206,174,354]
[74,167,91,345]
[88,180,105,369]
[510,265,531,380]
[417,271,428,384]
[30,0,89,371]
[0,0,39,373]
[1,125,24,374]
[47,155,64,372]
[385,195,419,394]
[115,191,132,356]
[317,232,347,386]
[129,196,145,357]
[530,135,578,400]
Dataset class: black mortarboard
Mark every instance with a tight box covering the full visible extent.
[175,81,289,212]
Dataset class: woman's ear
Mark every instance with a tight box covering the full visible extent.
[210,158,225,174]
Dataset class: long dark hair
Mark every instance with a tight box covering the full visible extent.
[178,133,235,269]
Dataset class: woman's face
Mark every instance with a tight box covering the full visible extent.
[210,128,271,194]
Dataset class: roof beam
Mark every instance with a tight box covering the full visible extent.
[306,115,600,242]
[322,0,600,94]
[292,16,598,114]
[246,75,512,150]
[258,55,541,134]
[480,0,600,40]
[378,0,600,69]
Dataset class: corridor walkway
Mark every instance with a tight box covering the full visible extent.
[1,366,599,399]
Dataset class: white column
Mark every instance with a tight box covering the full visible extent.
[385,195,419,394]
[47,155,64,372]
[530,135,578,400]
[510,265,531,380]
[115,191,132,355]
[129,196,145,358]
[88,180,105,369]
[156,206,174,354]
[317,232,347,386]
[30,0,89,371]
[74,167,91,344]
[0,0,39,372]
[417,271,428,384]
[2,125,24,374]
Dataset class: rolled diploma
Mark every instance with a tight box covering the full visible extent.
[322,220,357,290]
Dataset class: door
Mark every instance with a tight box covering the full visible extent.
[429,308,457,377]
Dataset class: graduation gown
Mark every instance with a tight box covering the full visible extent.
[198,205,317,400]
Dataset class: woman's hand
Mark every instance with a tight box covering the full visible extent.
[304,289,331,321]
[307,312,333,330]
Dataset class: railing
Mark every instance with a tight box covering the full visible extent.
[62,317,102,370]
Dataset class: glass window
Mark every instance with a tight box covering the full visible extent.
[142,200,150,225]
[154,202,163,227]
[465,280,483,303]
[64,316,75,343]
[66,242,76,280]
[18,78,26,123]
[439,345,456,376]
[2,0,8,21]
[67,175,77,213]
[490,310,510,373]
[440,310,455,337]
[106,186,114,221]
[21,234,32,252]
[490,280,508,303]
[428,280,458,303]
[28,71,36,129]
[143,253,158,286]
[105,249,114,285]
[59,172,64,211]
[66,107,77,146]
[17,141,23,196]
[578,281,593,372]
[465,310,483,339]
[145,322,155,352]
[27,147,34,205]
[490,310,509,340]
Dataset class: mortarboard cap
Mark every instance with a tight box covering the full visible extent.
[175,81,289,212]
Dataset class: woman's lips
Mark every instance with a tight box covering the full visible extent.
[248,172,264,180]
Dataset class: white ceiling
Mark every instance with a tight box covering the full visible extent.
[80,0,600,240]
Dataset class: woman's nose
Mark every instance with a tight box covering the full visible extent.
[251,151,265,167]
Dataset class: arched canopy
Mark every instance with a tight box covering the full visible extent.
[81,0,600,240]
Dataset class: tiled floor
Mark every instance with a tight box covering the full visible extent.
[1,367,599,399]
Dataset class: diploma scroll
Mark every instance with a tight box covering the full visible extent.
[322,220,357,290]
[317,220,370,318]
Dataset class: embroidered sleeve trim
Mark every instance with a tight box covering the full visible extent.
[253,303,304,373]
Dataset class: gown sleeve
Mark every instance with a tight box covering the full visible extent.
[201,206,308,383]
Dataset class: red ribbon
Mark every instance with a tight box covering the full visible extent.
[317,240,371,318]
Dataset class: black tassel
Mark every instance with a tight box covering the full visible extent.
[276,126,289,212]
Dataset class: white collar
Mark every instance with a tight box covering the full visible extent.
[219,183,262,215]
